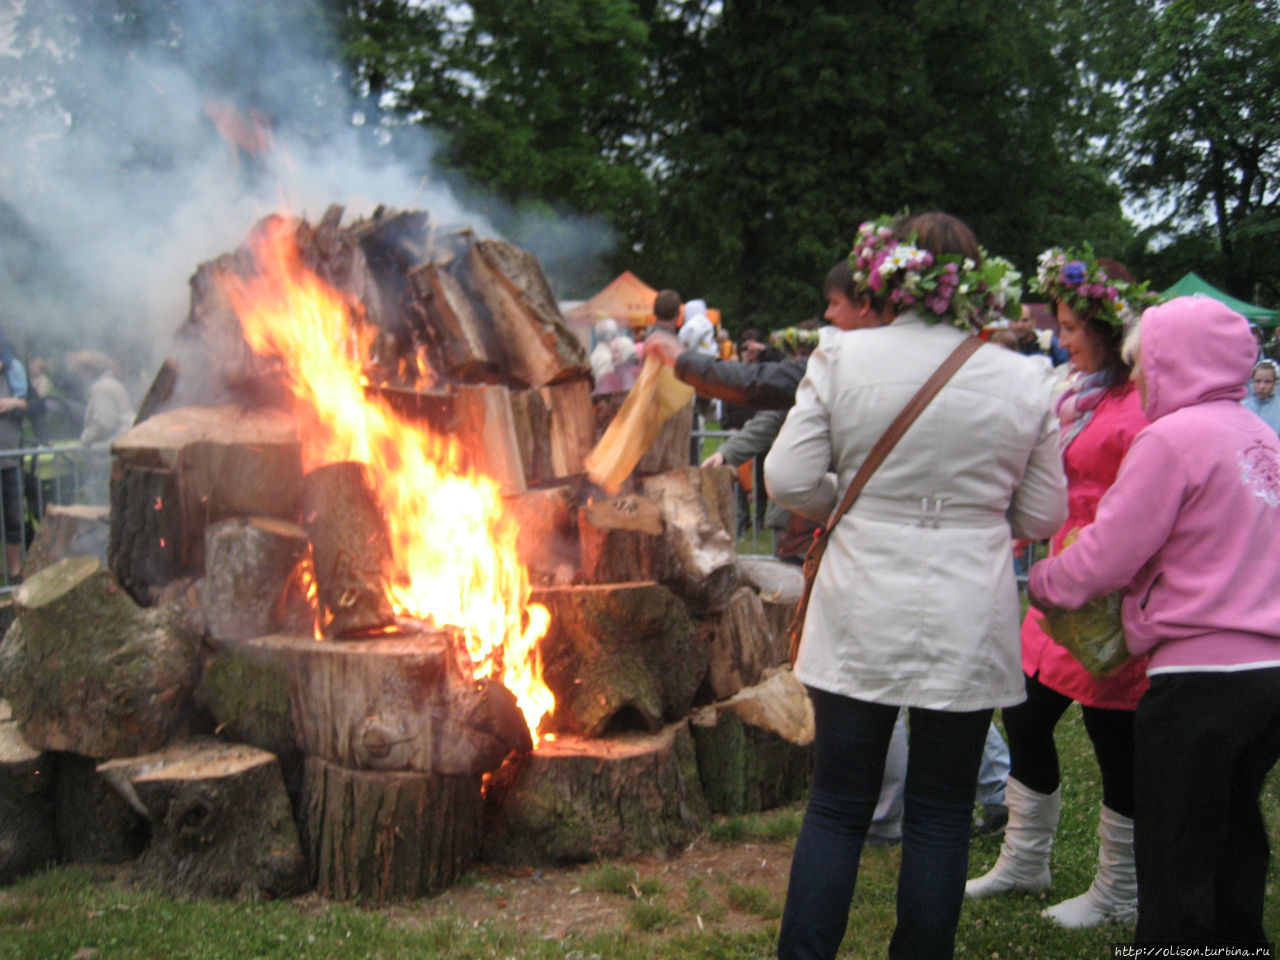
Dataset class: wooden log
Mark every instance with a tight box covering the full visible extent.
[0,556,201,758]
[53,751,148,864]
[109,405,303,601]
[507,389,555,488]
[540,378,596,479]
[481,721,708,866]
[502,484,579,586]
[98,740,308,900]
[638,466,741,613]
[452,384,527,495]
[704,586,775,702]
[300,462,396,639]
[246,632,531,776]
[737,556,805,667]
[408,262,506,382]
[689,671,814,816]
[636,398,695,476]
[25,504,111,579]
[0,699,59,882]
[197,517,311,643]
[301,755,481,903]
[532,582,704,738]
[577,494,670,585]
[466,237,591,388]
[194,640,298,761]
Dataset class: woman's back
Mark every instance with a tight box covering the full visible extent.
[766,317,1066,711]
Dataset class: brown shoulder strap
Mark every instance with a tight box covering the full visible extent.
[824,335,984,531]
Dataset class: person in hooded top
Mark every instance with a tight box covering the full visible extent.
[1028,295,1280,946]
[677,297,717,357]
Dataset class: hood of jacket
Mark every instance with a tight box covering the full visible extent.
[1140,295,1256,422]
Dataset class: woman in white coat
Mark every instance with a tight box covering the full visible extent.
[766,212,1068,960]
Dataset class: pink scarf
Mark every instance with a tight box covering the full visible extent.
[1056,370,1119,449]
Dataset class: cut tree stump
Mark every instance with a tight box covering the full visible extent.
[576,494,670,585]
[0,556,201,758]
[408,261,505,383]
[507,389,555,488]
[638,466,740,612]
[194,640,298,761]
[704,586,774,702]
[300,462,396,639]
[532,582,705,738]
[246,632,530,776]
[198,517,311,643]
[301,755,481,903]
[53,751,148,864]
[24,504,110,579]
[482,720,708,866]
[689,669,814,816]
[0,699,59,883]
[109,405,302,601]
[502,484,579,586]
[737,556,804,667]
[98,739,308,900]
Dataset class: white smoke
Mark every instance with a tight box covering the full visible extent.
[0,0,613,387]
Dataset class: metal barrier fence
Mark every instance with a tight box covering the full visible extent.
[0,443,112,594]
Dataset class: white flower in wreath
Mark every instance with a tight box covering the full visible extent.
[1036,329,1054,352]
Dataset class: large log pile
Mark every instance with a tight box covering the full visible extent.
[0,206,812,897]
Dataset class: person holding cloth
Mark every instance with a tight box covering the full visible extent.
[1028,296,1280,945]
[966,247,1160,929]
[766,212,1065,959]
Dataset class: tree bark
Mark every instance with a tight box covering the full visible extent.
[98,739,308,900]
[737,556,805,667]
[638,466,741,613]
[198,517,311,643]
[576,494,670,585]
[0,699,59,883]
[482,721,708,866]
[300,462,396,639]
[502,484,579,587]
[703,586,775,701]
[539,378,596,479]
[301,755,481,903]
[0,556,201,758]
[246,632,530,776]
[109,405,303,601]
[53,751,148,864]
[452,384,527,495]
[532,582,704,738]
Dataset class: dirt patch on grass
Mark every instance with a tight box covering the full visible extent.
[381,834,799,939]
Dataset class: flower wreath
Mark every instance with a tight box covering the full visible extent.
[1032,245,1161,330]
[770,326,821,353]
[847,215,1023,331]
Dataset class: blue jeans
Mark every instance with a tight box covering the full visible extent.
[777,690,992,960]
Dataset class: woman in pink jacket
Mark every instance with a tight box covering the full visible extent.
[1028,295,1280,945]
[967,248,1155,928]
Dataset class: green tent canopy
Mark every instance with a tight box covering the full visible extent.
[1162,272,1279,327]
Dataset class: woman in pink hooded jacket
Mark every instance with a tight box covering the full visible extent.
[1028,295,1280,945]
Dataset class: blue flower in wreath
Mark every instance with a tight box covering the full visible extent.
[1062,260,1088,286]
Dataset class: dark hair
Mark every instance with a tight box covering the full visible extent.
[653,289,681,323]
[823,260,858,301]
[796,317,821,331]
[892,212,981,264]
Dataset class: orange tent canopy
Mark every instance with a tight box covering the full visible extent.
[566,271,721,338]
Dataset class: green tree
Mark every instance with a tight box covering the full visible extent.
[1120,0,1280,305]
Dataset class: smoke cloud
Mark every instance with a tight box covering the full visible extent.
[0,0,613,392]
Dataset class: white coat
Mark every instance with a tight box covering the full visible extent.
[764,316,1067,711]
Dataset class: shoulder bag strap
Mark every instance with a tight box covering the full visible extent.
[823,334,985,533]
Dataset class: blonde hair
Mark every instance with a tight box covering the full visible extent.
[1121,323,1142,370]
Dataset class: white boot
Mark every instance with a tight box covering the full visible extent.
[1041,805,1137,928]
[965,777,1061,898]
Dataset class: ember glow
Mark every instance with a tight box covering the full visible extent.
[223,217,553,738]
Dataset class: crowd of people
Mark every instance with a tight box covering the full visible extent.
[0,338,138,581]
[593,214,1280,955]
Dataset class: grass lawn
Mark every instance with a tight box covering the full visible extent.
[3,705,1277,959]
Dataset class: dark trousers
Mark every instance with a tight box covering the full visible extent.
[777,690,991,960]
[1002,672,1137,816]
[1134,668,1280,944]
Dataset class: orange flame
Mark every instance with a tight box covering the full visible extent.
[222,217,553,739]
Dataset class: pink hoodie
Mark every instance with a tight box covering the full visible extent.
[1029,295,1280,674]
